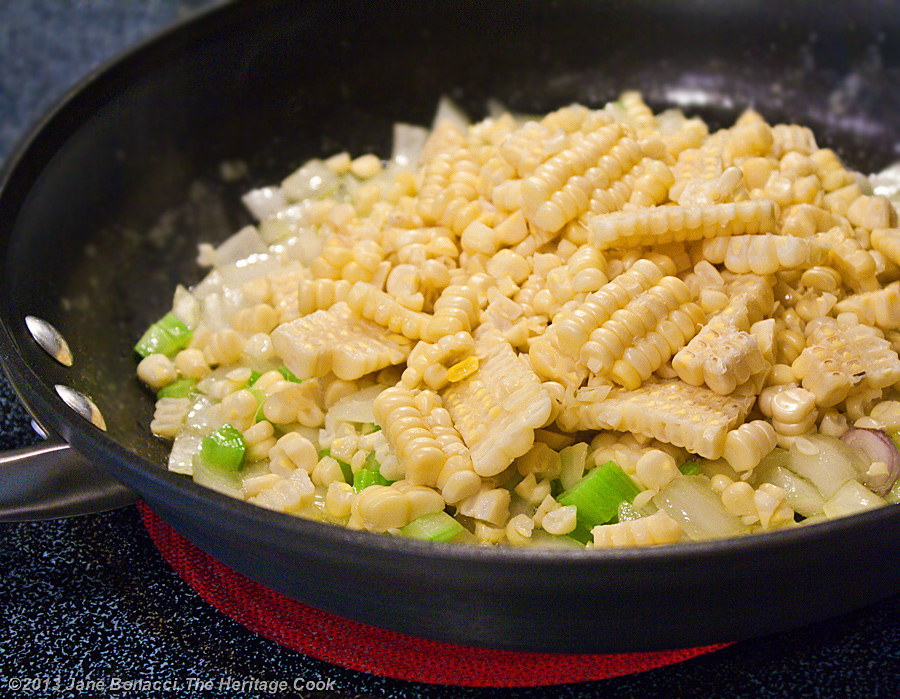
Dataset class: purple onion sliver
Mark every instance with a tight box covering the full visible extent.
[839,428,900,495]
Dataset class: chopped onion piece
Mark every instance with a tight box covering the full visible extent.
[758,465,825,518]
[172,284,199,330]
[199,225,268,269]
[282,159,340,201]
[242,186,288,220]
[326,384,388,427]
[839,428,900,495]
[787,434,866,499]
[391,123,430,167]
[822,480,886,519]
[277,229,324,265]
[652,476,749,541]
[191,456,244,498]
[432,95,470,131]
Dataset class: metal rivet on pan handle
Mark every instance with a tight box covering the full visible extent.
[25,315,74,366]
[54,385,107,431]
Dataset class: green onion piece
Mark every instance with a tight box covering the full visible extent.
[156,377,197,400]
[134,313,192,358]
[559,460,640,529]
[249,388,266,423]
[360,422,382,434]
[277,365,302,383]
[400,511,464,542]
[248,370,262,386]
[200,424,246,474]
[679,460,701,476]
[353,469,390,492]
[319,447,354,484]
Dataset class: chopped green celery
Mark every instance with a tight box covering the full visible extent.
[400,511,464,542]
[559,460,641,530]
[353,468,390,492]
[277,365,303,383]
[360,422,382,434]
[134,313,192,358]
[353,452,390,491]
[248,370,262,386]
[319,447,353,484]
[566,523,594,546]
[200,424,246,474]
[156,378,196,400]
[679,460,701,476]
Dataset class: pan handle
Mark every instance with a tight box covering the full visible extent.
[0,437,137,522]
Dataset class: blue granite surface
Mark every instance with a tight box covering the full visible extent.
[2,2,900,697]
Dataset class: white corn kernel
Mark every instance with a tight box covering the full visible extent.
[137,353,177,390]
[542,504,577,535]
[326,481,355,519]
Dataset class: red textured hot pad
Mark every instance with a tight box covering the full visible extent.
[137,502,729,687]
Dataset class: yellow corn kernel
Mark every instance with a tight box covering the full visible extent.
[137,353,177,391]
[591,510,681,548]
[522,122,641,233]
[557,378,755,459]
[834,283,900,330]
[871,227,900,267]
[442,326,552,477]
[771,123,818,157]
[447,355,480,383]
[589,199,778,250]
[529,259,665,387]
[792,316,900,407]
[722,421,777,474]
[846,194,896,231]
[150,397,190,440]
[270,302,412,381]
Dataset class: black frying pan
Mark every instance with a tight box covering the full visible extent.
[2,0,900,652]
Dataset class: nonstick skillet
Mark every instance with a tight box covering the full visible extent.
[2,0,900,652]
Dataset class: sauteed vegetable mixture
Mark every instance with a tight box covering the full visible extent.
[135,93,900,547]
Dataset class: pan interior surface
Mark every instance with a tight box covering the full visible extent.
[2,0,900,651]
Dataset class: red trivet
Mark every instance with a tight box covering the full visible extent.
[137,502,729,687]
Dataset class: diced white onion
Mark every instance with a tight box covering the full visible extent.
[759,465,825,518]
[652,476,749,541]
[201,225,268,269]
[822,480,886,518]
[282,159,340,201]
[326,384,389,426]
[391,123,430,167]
[786,434,866,500]
[242,186,288,220]
[432,95,470,131]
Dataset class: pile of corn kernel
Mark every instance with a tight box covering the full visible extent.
[137,92,900,548]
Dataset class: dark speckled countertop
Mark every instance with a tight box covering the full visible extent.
[2,2,900,698]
